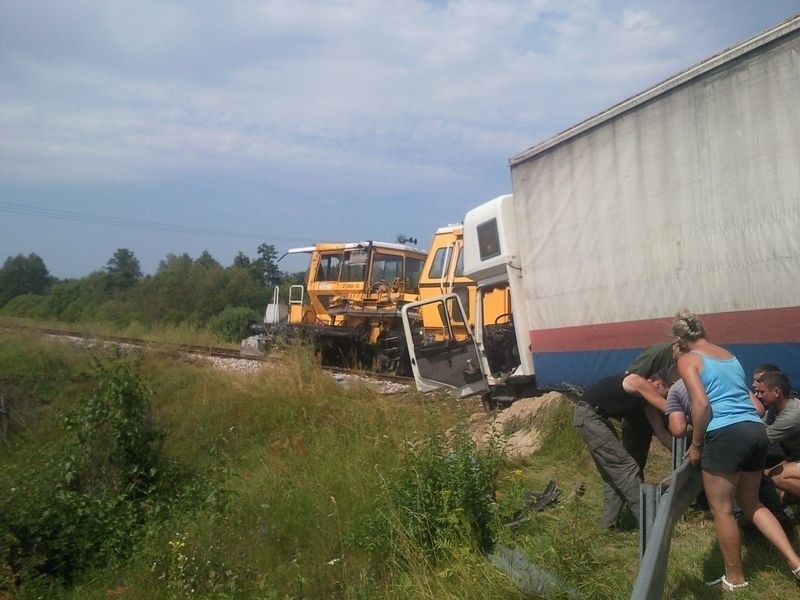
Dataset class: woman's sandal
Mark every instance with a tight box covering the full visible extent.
[705,575,749,591]
[792,565,800,582]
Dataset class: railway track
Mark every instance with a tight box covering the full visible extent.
[1,321,414,388]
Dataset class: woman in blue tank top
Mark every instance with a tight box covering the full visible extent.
[675,310,800,590]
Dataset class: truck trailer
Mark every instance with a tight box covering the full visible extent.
[404,15,800,398]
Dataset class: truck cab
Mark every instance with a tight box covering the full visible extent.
[463,194,534,385]
[403,195,536,401]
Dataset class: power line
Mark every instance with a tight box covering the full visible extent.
[0,201,315,244]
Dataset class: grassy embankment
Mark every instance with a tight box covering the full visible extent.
[0,315,228,349]
[1,328,797,599]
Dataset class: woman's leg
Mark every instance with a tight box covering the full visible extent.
[737,470,800,570]
[703,469,746,584]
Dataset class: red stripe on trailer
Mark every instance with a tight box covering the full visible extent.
[529,306,800,352]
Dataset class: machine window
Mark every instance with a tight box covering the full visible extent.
[427,248,447,279]
[317,255,342,281]
[340,249,368,282]
[405,257,423,292]
[455,248,464,277]
[452,286,469,321]
[371,253,403,284]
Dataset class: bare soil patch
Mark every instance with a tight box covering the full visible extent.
[468,391,566,460]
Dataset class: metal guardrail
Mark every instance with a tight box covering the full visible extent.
[639,437,688,558]
[488,436,701,599]
[631,442,703,600]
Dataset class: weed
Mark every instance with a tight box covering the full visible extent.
[1,355,177,589]
[362,431,501,566]
[63,357,162,497]
[158,530,240,599]
[6,330,800,598]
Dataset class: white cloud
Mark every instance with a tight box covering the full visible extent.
[5,1,794,188]
[1,1,798,276]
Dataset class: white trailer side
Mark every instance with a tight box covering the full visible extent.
[509,16,800,387]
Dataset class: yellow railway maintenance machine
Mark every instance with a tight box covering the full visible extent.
[244,241,426,375]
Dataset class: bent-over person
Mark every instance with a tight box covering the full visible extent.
[573,371,671,529]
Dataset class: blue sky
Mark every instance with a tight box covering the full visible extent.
[1,0,798,278]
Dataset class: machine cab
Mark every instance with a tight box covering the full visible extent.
[285,241,426,326]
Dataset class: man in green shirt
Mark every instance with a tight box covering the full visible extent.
[626,340,678,379]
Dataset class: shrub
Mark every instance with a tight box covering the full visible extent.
[62,357,162,497]
[362,432,501,565]
[0,357,166,586]
[207,306,261,343]
[0,293,48,318]
[93,298,134,327]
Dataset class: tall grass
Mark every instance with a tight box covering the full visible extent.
[1,333,498,598]
[0,315,234,348]
[3,330,800,599]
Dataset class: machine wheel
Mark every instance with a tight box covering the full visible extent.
[374,328,411,376]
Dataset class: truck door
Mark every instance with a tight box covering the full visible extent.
[401,294,488,398]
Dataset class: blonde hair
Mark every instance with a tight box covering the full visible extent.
[671,309,706,341]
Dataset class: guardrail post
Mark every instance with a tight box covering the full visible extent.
[639,436,689,560]
[639,482,661,558]
[672,436,687,472]
[631,461,704,599]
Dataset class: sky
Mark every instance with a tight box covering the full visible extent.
[1,1,799,279]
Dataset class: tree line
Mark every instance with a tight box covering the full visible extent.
[0,244,304,342]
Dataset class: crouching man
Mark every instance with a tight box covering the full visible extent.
[759,371,800,502]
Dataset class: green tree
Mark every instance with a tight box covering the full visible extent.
[132,253,194,325]
[255,243,282,288]
[221,267,267,312]
[157,252,193,274]
[128,251,234,327]
[105,248,142,291]
[196,250,221,270]
[0,253,53,307]
[187,255,226,322]
[45,272,110,322]
[232,251,252,269]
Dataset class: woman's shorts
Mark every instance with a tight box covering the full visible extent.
[702,421,767,473]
